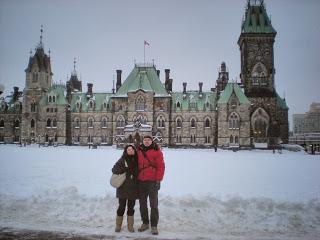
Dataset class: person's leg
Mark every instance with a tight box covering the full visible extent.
[138,182,150,232]
[115,198,126,232]
[139,182,149,224]
[127,199,136,232]
[149,182,159,228]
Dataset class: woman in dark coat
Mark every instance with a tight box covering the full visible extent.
[112,144,139,233]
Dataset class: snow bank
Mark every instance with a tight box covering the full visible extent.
[0,145,319,239]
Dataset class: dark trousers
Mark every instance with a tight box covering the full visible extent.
[139,181,159,227]
[117,198,136,216]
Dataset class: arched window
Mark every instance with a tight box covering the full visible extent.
[15,119,20,128]
[191,118,196,128]
[52,119,57,128]
[31,119,35,128]
[102,118,107,128]
[176,101,181,108]
[52,96,56,103]
[0,119,4,128]
[157,116,165,128]
[103,102,107,109]
[76,102,81,110]
[235,136,239,144]
[136,96,145,111]
[74,118,80,128]
[31,101,36,112]
[205,118,210,128]
[47,118,51,127]
[49,96,52,103]
[176,118,182,128]
[117,115,125,127]
[88,134,93,143]
[88,118,93,128]
[229,112,239,129]
[206,102,210,108]
[230,135,234,143]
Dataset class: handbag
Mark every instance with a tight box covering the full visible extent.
[110,160,128,188]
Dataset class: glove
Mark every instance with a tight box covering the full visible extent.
[155,181,161,191]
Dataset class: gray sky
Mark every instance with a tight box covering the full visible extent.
[0,0,319,129]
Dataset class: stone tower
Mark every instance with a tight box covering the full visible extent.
[21,27,53,143]
[238,0,288,145]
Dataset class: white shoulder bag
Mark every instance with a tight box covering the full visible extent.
[110,160,128,188]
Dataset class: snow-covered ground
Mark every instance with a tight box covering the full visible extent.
[0,145,319,239]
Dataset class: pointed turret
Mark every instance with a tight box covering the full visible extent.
[67,58,82,92]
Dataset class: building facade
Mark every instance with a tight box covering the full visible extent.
[0,1,289,148]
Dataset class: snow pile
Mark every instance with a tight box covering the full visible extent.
[0,145,319,239]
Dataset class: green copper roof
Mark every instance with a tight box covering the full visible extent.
[70,92,113,112]
[241,3,276,34]
[115,65,169,97]
[218,83,250,104]
[39,84,68,106]
[171,91,217,112]
[276,92,289,110]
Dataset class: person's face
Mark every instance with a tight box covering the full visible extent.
[143,138,152,147]
[126,146,135,156]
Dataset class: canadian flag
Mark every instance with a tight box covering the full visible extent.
[144,40,150,46]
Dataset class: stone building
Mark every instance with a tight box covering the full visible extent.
[0,1,288,148]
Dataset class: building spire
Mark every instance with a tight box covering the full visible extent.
[37,25,44,49]
[72,58,77,76]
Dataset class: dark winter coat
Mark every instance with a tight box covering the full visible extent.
[137,145,165,182]
[112,156,139,200]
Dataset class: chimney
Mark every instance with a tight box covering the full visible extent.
[116,70,122,91]
[221,62,226,72]
[199,82,203,94]
[157,70,160,77]
[87,83,93,97]
[183,82,187,94]
[13,87,19,101]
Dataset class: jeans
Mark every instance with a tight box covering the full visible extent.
[117,198,136,216]
[139,181,159,227]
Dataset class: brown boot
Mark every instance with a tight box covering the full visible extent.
[138,223,149,232]
[151,226,158,235]
[115,216,123,232]
[127,215,134,232]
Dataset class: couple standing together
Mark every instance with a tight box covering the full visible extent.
[112,135,165,235]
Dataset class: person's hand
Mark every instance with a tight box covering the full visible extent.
[155,181,161,191]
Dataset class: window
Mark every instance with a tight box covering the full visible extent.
[190,134,196,143]
[49,96,52,103]
[32,72,38,82]
[205,135,211,144]
[235,136,239,144]
[176,135,182,143]
[52,119,57,128]
[0,134,4,142]
[31,119,35,128]
[74,118,80,128]
[205,118,210,128]
[190,100,196,109]
[47,119,51,127]
[230,135,234,143]
[0,119,4,128]
[54,134,58,142]
[136,96,145,111]
[14,119,20,128]
[52,96,56,103]
[46,108,49,113]
[206,102,210,108]
[191,118,196,128]
[117,115,125,128]
[88,134,93,143]
[176,118,182,128]
[229,112,239,129]
[31,101,36,112]
[45,134,49,142]
[176,102,181,108]
[101,135,108,143]
[102,118,107,128]
[76,102,81,110]
[157,116,165,128]
[88,118,93,128]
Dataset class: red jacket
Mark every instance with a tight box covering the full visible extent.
[137,147,165,182]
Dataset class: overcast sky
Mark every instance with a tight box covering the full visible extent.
[0,0,319,129]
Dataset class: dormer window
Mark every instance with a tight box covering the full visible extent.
[89,100,94,109]
[76,102,81,111]
[176,101,181,108]
[206,102,210,109]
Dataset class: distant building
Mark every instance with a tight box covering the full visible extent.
[290,102,320,152]
[0,1,288,148]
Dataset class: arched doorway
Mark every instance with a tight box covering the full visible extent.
[251,108,269,144]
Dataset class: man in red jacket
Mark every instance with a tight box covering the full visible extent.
[137,135,165,235]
